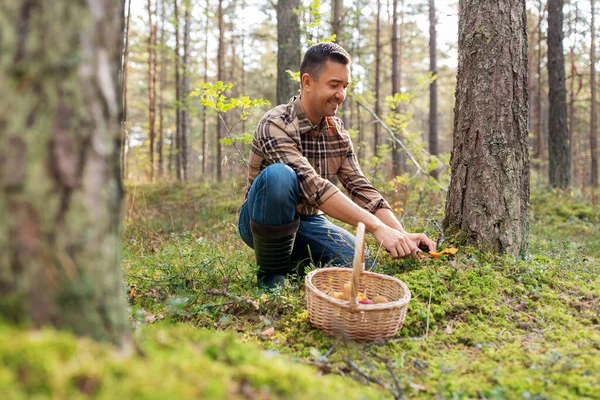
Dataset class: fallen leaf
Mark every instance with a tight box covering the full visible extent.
[444,321,454,335]
[260,326,275,338]
[409,382,427,393]
[144,313,157,324]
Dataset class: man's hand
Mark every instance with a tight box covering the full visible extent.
[318,192,437,258]
[372,225,437,259]
[371,224,420,258]
[405,232,437,253]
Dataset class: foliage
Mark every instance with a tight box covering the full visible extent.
[354,73,450,190]
[298,0,337,45]
[190,81,270,122]
[190,81,269,150]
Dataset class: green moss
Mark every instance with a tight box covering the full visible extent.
[0,323,384,399]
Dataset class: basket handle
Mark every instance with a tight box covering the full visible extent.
[349,222,366,307]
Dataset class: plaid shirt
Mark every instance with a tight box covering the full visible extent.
[246,96,391,216]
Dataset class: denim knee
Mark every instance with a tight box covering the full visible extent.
[259,163,299,208]
[247,163,300,226]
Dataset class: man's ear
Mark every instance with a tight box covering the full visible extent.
[301,73,312,92]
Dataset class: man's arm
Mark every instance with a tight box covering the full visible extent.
[319,191,419,258]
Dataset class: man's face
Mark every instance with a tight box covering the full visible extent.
[303,60,351,120]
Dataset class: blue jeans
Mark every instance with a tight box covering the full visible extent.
[238,164,364,270]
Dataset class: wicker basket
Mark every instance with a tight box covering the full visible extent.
[305,222,411,341]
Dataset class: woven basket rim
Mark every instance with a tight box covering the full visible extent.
[305,267,411,311]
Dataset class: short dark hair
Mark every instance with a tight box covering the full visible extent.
[300,43,351,83]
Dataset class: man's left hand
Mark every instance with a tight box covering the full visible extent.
[405,233,436,253]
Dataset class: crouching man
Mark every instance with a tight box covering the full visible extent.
[238,42,435,289]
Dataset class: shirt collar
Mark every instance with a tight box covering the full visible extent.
[292,95,329,137]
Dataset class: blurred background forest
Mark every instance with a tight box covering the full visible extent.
[122,0,599,193]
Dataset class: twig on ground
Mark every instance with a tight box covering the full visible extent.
[124,273,183,283]
[370,353,404,399]
[205,288,259,310]
[344,360,403,400]
[325,343,337,358]
[390,336,426,343]
[293,358,336,374]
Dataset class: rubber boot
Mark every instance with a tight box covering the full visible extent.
[250,216,300,290]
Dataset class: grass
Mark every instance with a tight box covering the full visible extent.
[2,179,599,399]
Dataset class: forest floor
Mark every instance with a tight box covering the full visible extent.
[2,179,599,399]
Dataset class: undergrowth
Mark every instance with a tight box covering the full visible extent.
[2,180,599,399]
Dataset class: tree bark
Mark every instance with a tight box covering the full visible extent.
[276,0,301,106]
[181,1,191,181]
[527,8,536,153]
[535,0,544,171]
[353,0,365,164]
[443,0,530,257]
[391,0,405,176]
[332,0,349,127]
[122,0,132,181]
[374,0,381,157]
[428,0,439,179]
[147,0,157,182]
[202,0,210,177]
[174,0,182,181]
[568,0,580,184]
[547,0,570,188]
[591,0,598,187]
[216,0,224,181]
[0,0,129,343]
[158,0,166,179]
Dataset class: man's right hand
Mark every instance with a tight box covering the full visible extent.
[371,223,420,258]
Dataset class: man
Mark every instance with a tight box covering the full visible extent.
[238,43,436,289]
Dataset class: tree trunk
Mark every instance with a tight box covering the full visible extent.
[174,0,182,181]
[158,0,166,179]
[374,0,381,157]
[276,0,301,106]
[353,0,365,164]
[591,0,598,187]
[332,0,349,127]
[241,0,248,135]
[443,0,530,258]
[122,0,132,181]
[535,0,544,170]
[0,0,129,343]
[202,0,210,177]
[527,9,536,152]
[568,0,580,184]
[547,0,570,188]
[147,0,157,182]
[391,0,404,176]
[181,1,191,181]
[428,0,439,179]
[216,0,224,181]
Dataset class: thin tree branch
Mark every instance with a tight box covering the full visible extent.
[353,96,448,192]
[218,113,250,169]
